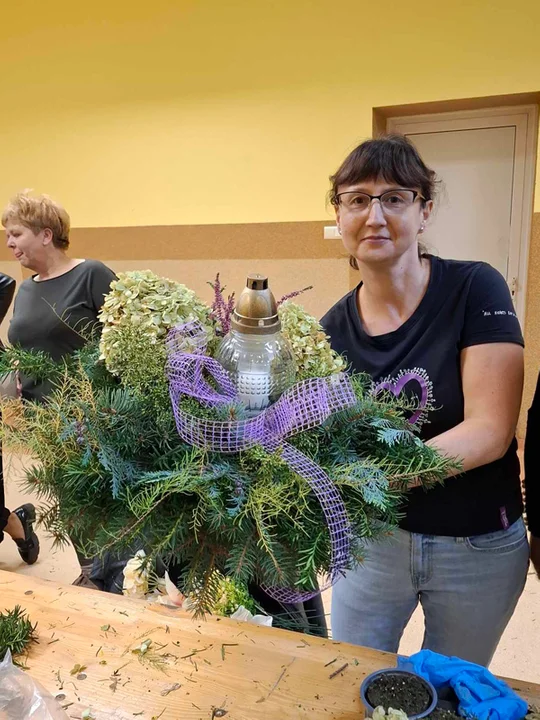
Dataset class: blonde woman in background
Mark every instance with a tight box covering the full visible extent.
[3,191,116,585]
[3,192,116,401]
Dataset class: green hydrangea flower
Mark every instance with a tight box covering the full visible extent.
[99,270,214,378]
[278,301,345,379]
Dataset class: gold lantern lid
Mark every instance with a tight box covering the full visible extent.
[231,274,281,335]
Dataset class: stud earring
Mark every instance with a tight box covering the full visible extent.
[419,223,425,234]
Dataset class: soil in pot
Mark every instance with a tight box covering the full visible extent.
[366,673,431,716]
[425,710,466,719]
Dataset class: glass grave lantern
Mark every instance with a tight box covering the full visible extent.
[215,274,296,415]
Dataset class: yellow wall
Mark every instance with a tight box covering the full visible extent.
[1,0,539,228]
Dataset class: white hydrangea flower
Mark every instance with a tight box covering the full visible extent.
[230,605,273,626]
[278,301,345,379]
[373,708,409,720]
[123,550,150,598]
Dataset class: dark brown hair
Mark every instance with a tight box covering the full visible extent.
[329,134,437,268]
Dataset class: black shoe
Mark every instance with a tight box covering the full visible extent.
[13,504,40,565]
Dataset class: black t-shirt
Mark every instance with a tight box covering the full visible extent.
[8,260,116,401]
[321,255,524,537]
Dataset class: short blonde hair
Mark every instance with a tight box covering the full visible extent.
[1,191,70,249]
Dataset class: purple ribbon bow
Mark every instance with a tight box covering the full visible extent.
[166,321,356,602]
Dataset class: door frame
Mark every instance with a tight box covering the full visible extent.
[387,105,538,324]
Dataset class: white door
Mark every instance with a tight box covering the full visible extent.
[388,106,538,323]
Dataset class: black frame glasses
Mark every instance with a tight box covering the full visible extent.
[332,189,424,210]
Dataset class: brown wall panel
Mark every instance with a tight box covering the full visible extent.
[0,222,350,341]
[0,221,344,263]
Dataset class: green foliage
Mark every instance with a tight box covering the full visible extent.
[213,576,257,616]
[0,345,63,384]
[0,606,37,663]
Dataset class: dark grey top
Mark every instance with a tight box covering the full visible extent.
[8,260,116,401]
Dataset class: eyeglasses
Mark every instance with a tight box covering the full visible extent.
[332,189,424,215]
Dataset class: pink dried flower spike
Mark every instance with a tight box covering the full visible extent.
[277,285,313,307]
[209,273,235,336]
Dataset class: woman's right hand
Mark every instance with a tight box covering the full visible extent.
[531,535,540,578]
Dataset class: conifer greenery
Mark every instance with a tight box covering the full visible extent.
[0,272,457,614]
[0,606,37,663]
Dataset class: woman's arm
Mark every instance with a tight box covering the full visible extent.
[426,343,524,474]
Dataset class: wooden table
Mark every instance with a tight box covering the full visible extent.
[1,570,539,719]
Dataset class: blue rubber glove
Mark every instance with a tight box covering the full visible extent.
[397,650,527,720]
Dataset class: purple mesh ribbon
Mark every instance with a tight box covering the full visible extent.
[166,321,356,602]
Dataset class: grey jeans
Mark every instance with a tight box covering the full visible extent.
[331,518,529,666]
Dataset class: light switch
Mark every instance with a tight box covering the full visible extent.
[324,226,341,240]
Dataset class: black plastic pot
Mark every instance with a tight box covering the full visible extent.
[360,668,438,719]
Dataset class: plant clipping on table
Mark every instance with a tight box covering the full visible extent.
[0,606,37,663]
[0,271,457,615]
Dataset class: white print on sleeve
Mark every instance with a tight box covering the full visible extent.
[482,310,517,317]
